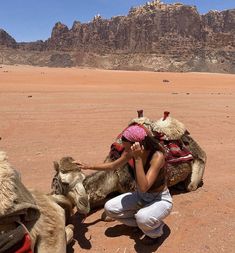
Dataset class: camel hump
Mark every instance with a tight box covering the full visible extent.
[152,115,186,140]
[128,112,186,140]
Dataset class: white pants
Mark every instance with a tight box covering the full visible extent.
[104,189,173,238]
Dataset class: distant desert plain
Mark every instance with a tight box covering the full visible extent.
[0,65,234,253]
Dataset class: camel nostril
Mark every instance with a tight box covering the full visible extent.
[61,182,70,194]
[62,182,69,186]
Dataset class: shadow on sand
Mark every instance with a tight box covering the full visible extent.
[66,212,103,253]
[105,223,171,253]
[66,182,202,252]
[170,180,204,196]
[67,211,170,253]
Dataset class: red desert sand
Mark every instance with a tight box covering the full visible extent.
[0,65,234,253]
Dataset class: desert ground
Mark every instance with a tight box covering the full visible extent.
[0,65,234,253]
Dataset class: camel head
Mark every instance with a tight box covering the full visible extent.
[52,156,90,214]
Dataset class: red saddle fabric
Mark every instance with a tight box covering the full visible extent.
[109,142,134,168]
[162,140,193,164]
[15,234,32,253]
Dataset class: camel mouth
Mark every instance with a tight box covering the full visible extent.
[78,197,89,208]
[76,196,90,214]
[76,203,90,214]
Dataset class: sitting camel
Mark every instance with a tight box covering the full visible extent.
[51,113,206,214]
[52,156,135,211]
[52,156,91,213]
[0,151,83,253]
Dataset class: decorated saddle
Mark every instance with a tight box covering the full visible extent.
[151,111,193,163]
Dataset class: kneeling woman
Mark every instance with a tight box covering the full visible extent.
[75,125,173,244]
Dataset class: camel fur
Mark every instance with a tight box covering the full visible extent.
[0,151,74,253]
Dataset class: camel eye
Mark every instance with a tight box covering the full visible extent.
[60,170,67,174]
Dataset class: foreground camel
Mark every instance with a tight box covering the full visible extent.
[52,113,206,214]
[0,151,76,253]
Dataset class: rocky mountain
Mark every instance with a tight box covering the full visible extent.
[0,29,17,48]
[0,0,234,73]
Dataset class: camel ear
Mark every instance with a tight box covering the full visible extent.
[53,161,59,172]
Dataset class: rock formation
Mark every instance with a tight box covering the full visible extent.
[0,1,234,73]
[0,29,17,48]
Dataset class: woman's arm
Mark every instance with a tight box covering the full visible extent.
[73,151,131,171]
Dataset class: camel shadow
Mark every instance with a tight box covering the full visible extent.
[170,180,204,196]
[66,212,103,253]
[170,183,188,196]
[105,223,171,253]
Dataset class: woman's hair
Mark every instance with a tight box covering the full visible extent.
[121,134,165,154]
[143,135,165,154]
[121,135,134,143]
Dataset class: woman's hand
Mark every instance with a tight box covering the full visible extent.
[131,142,144,159]
[72,160,91,170]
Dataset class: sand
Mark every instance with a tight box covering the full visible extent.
[0,65,234,253]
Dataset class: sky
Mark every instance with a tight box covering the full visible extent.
[0,0,234,42]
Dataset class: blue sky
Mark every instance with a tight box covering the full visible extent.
[0,0,234,42]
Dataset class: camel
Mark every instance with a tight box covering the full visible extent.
[51,113,206,215]
[52,156,90,214]
[0,151,77,253]
[52,156,135,211]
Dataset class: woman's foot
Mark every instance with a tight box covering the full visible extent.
[140,223,165,245]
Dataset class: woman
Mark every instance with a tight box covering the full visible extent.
[74,125,173,245]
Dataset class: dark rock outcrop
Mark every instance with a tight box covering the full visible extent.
[0,29,17,48]
[0,1,234,73]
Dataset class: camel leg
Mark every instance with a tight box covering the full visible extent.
[65,224,74,244]
[186,159,205,191]
[33,198,68,253]
[36,229,67,253]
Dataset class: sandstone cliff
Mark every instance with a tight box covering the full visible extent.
[0,1,234,73]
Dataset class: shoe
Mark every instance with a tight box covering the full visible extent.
[140,235,160,245]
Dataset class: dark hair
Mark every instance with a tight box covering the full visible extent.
[121,135,134,143]
[143,136,165,154]
[121,135,165,154]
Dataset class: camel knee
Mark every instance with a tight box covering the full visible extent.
[187,159,205,191]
